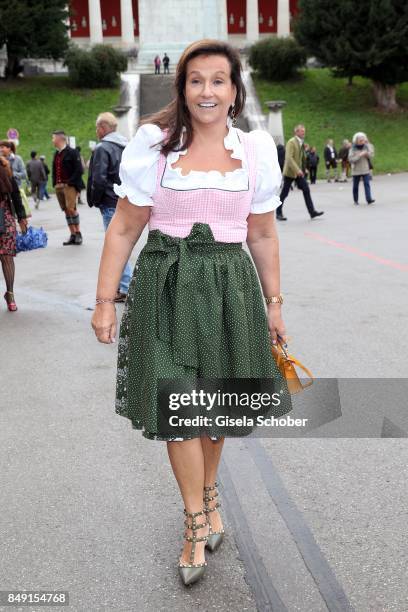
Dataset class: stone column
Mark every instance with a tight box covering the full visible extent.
[246,0,259,44]
[203,0,228,40]
[65,4,71,38]
[265,100,286,146]
[120,0,135,45]
[88,0,103,44]
[137,0,221,68]
[277,0,290,37]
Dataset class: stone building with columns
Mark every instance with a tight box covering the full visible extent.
[70,1,300,49]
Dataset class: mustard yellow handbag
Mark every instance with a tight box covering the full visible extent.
[271,341,313,395]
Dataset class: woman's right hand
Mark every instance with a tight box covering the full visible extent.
[91,303,117,344]
[267,304,288,346]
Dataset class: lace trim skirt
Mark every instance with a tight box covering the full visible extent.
[115,223,292,441]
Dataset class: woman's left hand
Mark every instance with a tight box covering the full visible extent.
[267,305,288,346]
[18,219,28,234]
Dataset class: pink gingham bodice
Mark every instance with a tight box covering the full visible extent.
[148,128,256,242]
[113,123,282,243]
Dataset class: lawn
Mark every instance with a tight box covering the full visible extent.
[0,76,119,175]
[253,68,408,175]
[1,71,407,178]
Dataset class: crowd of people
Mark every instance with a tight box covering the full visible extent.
[0,140,87,214]
[0,113,375,312]
[275,124,375,220]
[302,135,374,186]
[0,112,129,311]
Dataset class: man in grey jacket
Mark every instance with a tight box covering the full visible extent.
[26,150,46,209]
[87,112,131,302]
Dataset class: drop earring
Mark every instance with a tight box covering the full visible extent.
[230,105,237,127]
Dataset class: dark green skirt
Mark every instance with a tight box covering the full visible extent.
[115,222,292,440]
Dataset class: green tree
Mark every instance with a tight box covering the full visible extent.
[294,0,408,111]
[0,0,69,77]
[249,37,306,81]
[65,44,127,88]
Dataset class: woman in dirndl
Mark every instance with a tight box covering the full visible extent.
[92,39,292,586]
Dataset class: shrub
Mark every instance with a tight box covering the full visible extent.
[249,37,307,81]
[64,44,127,88]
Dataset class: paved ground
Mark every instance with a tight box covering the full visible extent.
[1,173,408,612]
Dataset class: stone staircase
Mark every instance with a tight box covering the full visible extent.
[128,61,176,75]
[139,74,249,131]
[140,74,175,117]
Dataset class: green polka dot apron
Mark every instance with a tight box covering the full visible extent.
[115,131,292,440]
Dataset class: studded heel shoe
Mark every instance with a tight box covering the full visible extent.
[203,482,225,552]
[178,509,209,586]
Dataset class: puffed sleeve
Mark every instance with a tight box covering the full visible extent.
[113,123,163,206]
[250,130,282,214]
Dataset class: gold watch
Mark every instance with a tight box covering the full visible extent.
[265,294,283,305]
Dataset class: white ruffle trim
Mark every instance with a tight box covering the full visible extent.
[162,124,249,191]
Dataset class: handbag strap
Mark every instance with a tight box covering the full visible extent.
[277,342,314,389]
[287,355,313,388]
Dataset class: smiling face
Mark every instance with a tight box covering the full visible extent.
[184,54,237,129]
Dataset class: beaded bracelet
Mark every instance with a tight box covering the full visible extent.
[95,298,116,305]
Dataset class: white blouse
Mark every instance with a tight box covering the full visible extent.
[113,123,282,214]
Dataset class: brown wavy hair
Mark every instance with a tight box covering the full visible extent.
[0,140,16,154]
[140,39,246,156]
[0,156,13,194]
